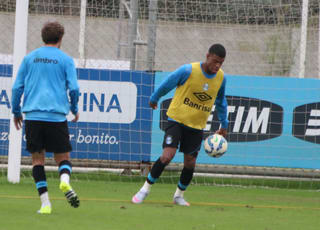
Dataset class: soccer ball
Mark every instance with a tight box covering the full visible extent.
[204,134,228,158]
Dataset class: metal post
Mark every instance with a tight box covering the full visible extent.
[79,0,87,68]
[318,1,320,78]
[128,0,139,70]
[147,0,158,71]
[8,0,29,183]
[298,0,309,78]
[117,0,125,59]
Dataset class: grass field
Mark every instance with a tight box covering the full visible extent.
[0,175,320,230]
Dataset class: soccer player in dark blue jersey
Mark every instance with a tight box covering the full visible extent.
[11,21,80,214]
[132,44,228,206]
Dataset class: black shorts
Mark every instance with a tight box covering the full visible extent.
[25,120,72,154]
[162,121,203,155]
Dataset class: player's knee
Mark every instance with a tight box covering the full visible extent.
[32,160,45,166]
[54,152,70,164]
[160,155,173,164]
[184,162,195,169]
[184,157,196,168]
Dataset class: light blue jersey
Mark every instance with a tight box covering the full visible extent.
[11,46,80,122]
[150,63,229,129]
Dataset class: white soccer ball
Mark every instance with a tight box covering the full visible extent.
[204,134,228,158]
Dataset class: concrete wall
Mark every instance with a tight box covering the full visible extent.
[0,13,319,78]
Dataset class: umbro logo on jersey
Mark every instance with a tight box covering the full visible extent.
[193,92,212,102]
[34,57,58,64]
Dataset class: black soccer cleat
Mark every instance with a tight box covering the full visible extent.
[65,190,80,208]
[60,182,80,208]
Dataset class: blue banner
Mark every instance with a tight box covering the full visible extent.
[0,65,154,162]
[151,72,320,169]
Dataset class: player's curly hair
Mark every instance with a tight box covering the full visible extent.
[209,44,226,58]
[41,21,65,44]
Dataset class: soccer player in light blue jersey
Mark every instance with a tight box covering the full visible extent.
[132,44,228,206]
[11,21,80,214]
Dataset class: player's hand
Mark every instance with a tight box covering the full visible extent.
[71,112,79,122]
[149,102,158,110]
[13,116,23,130]
[215,128,227,138]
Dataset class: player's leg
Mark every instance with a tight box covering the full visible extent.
[173,154,197,206]
[173,127,203,206]
[54,152,80,208]
[132,147,177,204]
[25,120,52,214]
[132,121,181,204]
[32,150,52,214]
[46,121,79,208]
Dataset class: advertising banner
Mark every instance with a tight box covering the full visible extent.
[151,72,320,169]
[0,65,154,162]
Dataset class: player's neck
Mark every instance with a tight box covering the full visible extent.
[44,40,61,48]
[45,44,59,48]
[201,62,210,74]
[201,62,217,75]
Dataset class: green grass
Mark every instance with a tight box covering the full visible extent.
[14,169,320,190]
[0,176,320,230]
